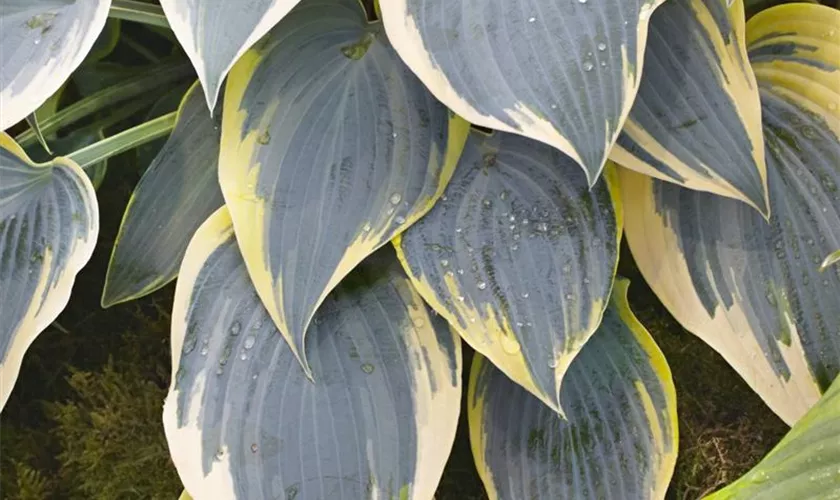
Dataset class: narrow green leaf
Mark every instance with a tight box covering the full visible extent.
[219,0,469,377]
[24,112,52,155]
[469,279,677,500]
[0,133,99,410]
[380,0,667,183]
[612,0,770,214]
[102,82,224,307]
[705,374,840,499]
[620,4,840,424]
[68,111,177,169]
[108,0,170,28]
[0,0,111,130]
[164,208,462,500]
[159,0,302,111]
[395,130,621,414]
[14,60,193,147]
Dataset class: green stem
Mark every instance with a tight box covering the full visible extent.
[109,0,170,29]
[69,112,177,169]
[15,60,191,147]
[122,32,162,63]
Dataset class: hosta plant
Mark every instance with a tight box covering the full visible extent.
[1,0,839,498]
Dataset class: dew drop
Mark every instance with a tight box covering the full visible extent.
[457,295,465,302]
[395,215,406,224]
[528,17,536,23]
[477,281,487,290]
[536,222,548,232]
[483,198,492,208]
[501,335,521,354]
[441,259,450,267]
[455,227,463,233]
[230,322,241,336]
[244,335,256,350]
[362,222,372,232]
[240,352,248,361]
[521,292,529,298]
[597,42,607,51]
[361,363,375,374]
[457,268,465,275]
[200,345,209,356]
[562,264,571,273]
[390,193,402,205]
[413,317,425,328]
[251,443,259,453]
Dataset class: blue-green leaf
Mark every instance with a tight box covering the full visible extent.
[102,81,224,307]
[612,0,769,214]
[1,0,111,130]
[0,133,98,409]
[395,130,621,414]
[159,0,302,111]
[380,0,667,183]
[469,279,677,500]
[164,208,462,500]
[219,0,469,377]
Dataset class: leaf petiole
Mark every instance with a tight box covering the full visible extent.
[68,112,177,169]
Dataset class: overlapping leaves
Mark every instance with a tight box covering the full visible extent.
[469,279,677,499]
[380,0,667,183]
[621,3,840,424]
[219,0,468,376]
[612,0,769,213]
[396,130,621,414]
[164,208,462,499]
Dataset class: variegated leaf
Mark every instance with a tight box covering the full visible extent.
[219,0,469,376]
[0,133,98,410]
[620,3,840,425]
[102,81,224,307]
[395,130,621,414]
[164,208,461,500]
[612,0,769,214]
[159,0,303,111]
[380,0,667,183]
[0,0,111,130]
[469,279,677,500]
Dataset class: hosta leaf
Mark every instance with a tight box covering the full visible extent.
[746,3,840,114]
[219,0,469,377]
[380,0,667,183]
[0,0,111,130]
[0,133,98,409]
[159,0,302,111]
[26,127,108,190]
[164,208,462,500]
[612,0,769,214]
[469,279,677,500]
[102,82,224,308]
[705,374,840,499]
[395,130,621,414]
[744,0,819,20]
[620,4,840,423]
